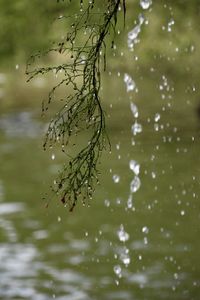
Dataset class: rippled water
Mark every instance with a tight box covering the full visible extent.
[1,0,200,298]
[0,90,199,299]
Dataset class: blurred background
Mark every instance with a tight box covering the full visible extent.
[0,0,200,299]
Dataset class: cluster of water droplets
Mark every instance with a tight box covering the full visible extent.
[140,0,152,10]
[112,174,120,184]
[128,97,142,200]
[128,0,153,51]
[113,224,131,284]
[124,73,136,92]
[142,225,150,246]
[113,1,154,284]
[127,14,145,51]
[117,224,130,243]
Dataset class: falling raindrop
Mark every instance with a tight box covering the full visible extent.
[115,280,119,286]
[140,0,152,10]
[130,176,141,193]
[128,25,141,49]
[116,143,120,150]
[113,265,122,278]
[104,199,110,207]
[142,226,149,234]
[127,14,144,50]
[154,113,161,122]
[154,124,159,131]
[124,73,135,92]
[117,224,129,242]
[120,250,131,267]
[127,194,133,209]
[113,174,120,183]
[130,102,139,118]
[129,160,140,175]
[132,121,143,135]
[167,19,175,32]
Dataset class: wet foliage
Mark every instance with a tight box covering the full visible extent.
[27,0,126,211]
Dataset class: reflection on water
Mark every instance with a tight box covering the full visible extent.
[0,74,200,300]
[0,113,199,300]
[0,111,43,138]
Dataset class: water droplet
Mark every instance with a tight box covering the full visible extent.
[180,210,185,216]
[132,122,142,135]
[116,143,120,150]
[117,224,129,242]
[154,113,160,122]
[130,176,141,193]
[80,55,86,64]
[120,252,131,267]
[174,273,178,280]
[130,102,139,118]
[154,124,159,131]
[167,19,175,32]
[124,73,135,92]
[140,0,152,10]
[15,64,19,70]
[127,14,145,50]
[113,174,120,183]
[51,153,55,160]
[142,226,149,234]
[113,265,122,278]
[104,199,110,207]
[128,26,140,49]
[129,160,140,175]
[116,198,121,205]
[138,13,145,25]
[57,216,61,222]
[127,194,133,209]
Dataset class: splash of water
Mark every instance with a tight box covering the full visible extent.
[130,176,141,193]
[124,73,136,92]
[131,121,143,135]
[117,224,130,242]
[129,160,140,175]
[127,14,145,50]
[130,102,139,118]
[140,0,152,10]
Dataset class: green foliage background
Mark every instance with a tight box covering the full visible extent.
[0,0,200,66]
[0,0,69,66]
[0,0,200,114]
[0,0,200,69]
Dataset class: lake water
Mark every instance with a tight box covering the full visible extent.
[0,71,199,300]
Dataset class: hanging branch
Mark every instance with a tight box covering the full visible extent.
[26,0,126,211]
